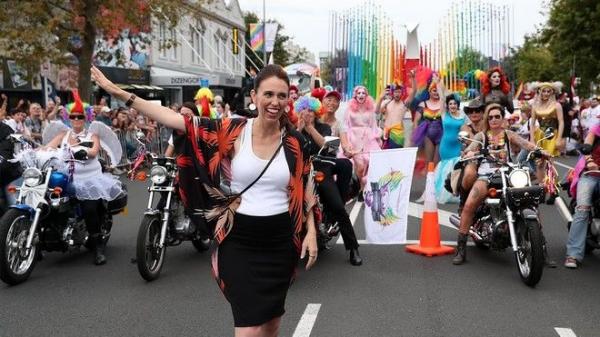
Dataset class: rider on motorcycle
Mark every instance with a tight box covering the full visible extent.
[564,124,600,268]
[43,92,123,265]
[0,120,22,211]
[454,103,543,265]
[297,95,362,266]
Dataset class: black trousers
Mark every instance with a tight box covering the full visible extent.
[80,200,104,236]
[313,160,359,250]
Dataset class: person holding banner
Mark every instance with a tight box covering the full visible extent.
[340,86,382,198]
[453,104,543,265]
[297,95,362,266]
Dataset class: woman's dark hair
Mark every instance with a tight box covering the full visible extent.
[253,64,294,131]
[445,93,460,107]
[253,64,290,91]
[181,101,200,116]
[216,101,226,110]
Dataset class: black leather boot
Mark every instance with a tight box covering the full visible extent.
[94,235,107,266]
[452,233,468,265]
[349,248,362,266]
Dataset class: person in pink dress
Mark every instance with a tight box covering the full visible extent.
[340,86,382,198]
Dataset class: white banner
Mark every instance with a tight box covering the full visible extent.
[264,23,279,53]
[364,147,417,244]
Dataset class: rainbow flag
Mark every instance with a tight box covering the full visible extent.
[249,23,264,52]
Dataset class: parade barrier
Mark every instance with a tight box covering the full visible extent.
[406,162,455,257]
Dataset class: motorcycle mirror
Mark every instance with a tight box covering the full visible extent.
[323,136,341,148]
[458,131,469,139]
[135,131,145,140]
[544,127,554,139]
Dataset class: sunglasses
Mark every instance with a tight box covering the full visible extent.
[69,114,86,120]
[488,114,503,121]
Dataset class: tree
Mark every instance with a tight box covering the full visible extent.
[288,45,313,65]
[320,57,332,86]
[507,36,560,84]
[445,46,488,79]
[0,0,205,101]
[243,11,290,69]
[539,0,600,96]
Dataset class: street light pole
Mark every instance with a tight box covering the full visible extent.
[262,0,267,67]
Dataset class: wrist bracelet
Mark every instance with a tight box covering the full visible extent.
[125,94,137,107]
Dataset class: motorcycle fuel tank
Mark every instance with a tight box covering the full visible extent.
[48,171,69,190]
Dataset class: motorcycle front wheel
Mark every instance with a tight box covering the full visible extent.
[0,209,37,285]
[515,218,544,287]
[136,214,166,281]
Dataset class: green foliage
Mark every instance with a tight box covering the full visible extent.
[0,0,205,100]
[446,46,488,77]
[509,0,600,96]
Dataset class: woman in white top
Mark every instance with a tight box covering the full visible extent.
[91,64,317,337]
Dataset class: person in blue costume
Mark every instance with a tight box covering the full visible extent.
[434,93,465,203]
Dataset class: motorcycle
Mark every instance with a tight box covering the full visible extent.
[0,147,127,285]
[448,130,553,287]
[133,152,211,281]
[311,136,360,250]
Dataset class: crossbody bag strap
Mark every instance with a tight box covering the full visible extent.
[238,141,284,196]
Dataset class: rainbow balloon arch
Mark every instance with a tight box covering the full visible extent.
[327,0,514,100]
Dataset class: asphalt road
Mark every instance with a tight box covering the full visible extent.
[1,154,599,337]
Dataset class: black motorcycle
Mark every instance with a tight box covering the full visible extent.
[311,137,360,250]
[449,131,550,287]
[135,154,210,281]
[0,149,126,285]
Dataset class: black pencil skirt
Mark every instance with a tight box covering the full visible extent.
[215,211,298,327]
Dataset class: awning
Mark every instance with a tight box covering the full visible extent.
[151,66,217,87]
[115,83,163,91]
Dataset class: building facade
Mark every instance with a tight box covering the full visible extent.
[149,0,246,106]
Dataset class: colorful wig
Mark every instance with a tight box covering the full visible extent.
[65,90,94,123]
[294,95,323,118]
[410,67,434,110]
[194,87,217,119]
[480,67,511,96]
[349,86,375,112]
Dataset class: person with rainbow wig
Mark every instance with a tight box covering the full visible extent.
[412,70,447,165]
[340,85,382,197]
[297,95,362,265]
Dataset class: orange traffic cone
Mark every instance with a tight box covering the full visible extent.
[406,162,455,257]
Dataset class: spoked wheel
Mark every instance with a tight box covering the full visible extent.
[0,209,37,285]
[136,215,166,281]
[515,219,544,287]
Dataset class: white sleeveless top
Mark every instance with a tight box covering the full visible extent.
[230,119,290,216]
[61,130,102,179]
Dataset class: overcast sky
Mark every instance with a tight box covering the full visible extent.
[237,0,548,63]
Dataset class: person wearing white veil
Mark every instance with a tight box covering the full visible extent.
[41,90,123,265]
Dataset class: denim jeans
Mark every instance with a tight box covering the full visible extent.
[566,174,600,260]
[516,148,536,173]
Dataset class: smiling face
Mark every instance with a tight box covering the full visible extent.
[289,89,299,101]
[355,88,367,104]
[490,71,501,87]
[540,87,554,101]
[251,76,289,123]
[429,86,439,100]
[448,100,459,113]
[69,113,86,131]
[29,103,42,118]
[324,96,340,115]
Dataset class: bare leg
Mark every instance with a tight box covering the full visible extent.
[235,316,282,337]
[424,137,435,163]
[459,180,489,234]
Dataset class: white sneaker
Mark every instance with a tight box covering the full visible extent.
[564,257,578,269]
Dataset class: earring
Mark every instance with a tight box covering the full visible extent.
[248,103,256,111]
[284,106,290,113]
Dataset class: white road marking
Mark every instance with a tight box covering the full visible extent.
[337,239,473,246]
[292,304,321,337]
[554,327,577,337]
[554,160,574,170]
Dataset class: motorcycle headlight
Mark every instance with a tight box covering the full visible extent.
[150,166,167,185]
[23,168,42,187]
[509,169,529,188]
